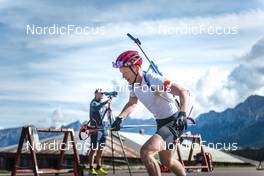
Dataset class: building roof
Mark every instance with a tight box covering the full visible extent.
[0,131,140,159]
[0,129,256,164]
[119,132,252,164]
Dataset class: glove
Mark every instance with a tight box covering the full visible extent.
[174,111,188,131]
[111,117,122,131]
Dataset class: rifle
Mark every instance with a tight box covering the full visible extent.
[126,33,195,123]
[127,33,163,76]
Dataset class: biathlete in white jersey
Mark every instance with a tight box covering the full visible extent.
[111,50,190,176]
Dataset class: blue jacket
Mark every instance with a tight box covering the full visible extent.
[89,99,108,127]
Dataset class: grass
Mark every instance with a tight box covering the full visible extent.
[0,170,9,174]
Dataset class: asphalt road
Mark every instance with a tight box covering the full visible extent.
[104,167,264,176]
[2,167,263,176]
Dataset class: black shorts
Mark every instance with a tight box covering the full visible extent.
[90,130,107,150]
[156,113,182,150]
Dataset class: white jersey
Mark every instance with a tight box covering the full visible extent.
[129,72,178,119]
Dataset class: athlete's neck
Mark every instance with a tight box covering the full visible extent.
[134,69,143,84]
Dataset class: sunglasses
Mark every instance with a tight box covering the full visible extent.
[112,57,140,68]
[112,61,133,68]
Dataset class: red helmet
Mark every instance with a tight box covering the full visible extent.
[113,50,143,68]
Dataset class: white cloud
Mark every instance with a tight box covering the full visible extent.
[26,9,264,47]
[193,38,264,116]
[1,1,264,128]
[36,107,76,128]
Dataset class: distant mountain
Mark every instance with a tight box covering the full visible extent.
[0,119,156,148]
[189,95,264,148]
[62,120,82,131]
[1,95,263,148]
[0,121,83,148]
[122,117,156,134]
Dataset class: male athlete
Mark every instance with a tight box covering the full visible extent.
[111,51,189,176]
[88,88,111,175]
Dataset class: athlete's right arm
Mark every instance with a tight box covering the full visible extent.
[90,100,108,111]
[118,96,138,119]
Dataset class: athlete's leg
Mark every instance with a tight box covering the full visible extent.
[88,148,97,168]
[95,149,103,166]
[159,150,186,176]
[89,133,98,168]
[140,134,166,176]
[155,119,186,176]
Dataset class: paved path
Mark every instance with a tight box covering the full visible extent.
[105,167,264,176]
[2,167,263,176]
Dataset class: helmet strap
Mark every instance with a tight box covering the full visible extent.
[129,66,139,85]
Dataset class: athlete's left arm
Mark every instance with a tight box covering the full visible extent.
[168,82,190,112]
[149,72,190,112]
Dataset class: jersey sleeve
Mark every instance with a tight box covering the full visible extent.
[128,84,137,97]
[147,72,171,91]
[90,100,107,110]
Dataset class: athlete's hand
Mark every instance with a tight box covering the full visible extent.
[174,111,188,131]
[111,117,122,131]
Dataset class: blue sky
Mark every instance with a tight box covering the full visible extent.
[0,0,264,128]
